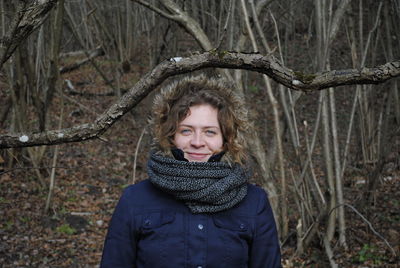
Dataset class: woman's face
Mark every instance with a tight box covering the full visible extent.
[173,104,224,162]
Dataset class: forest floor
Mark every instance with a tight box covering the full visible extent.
[0,58,399,267]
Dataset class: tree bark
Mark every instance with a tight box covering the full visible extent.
[0,0,58,70]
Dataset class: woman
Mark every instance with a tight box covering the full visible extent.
[101,75,281,267]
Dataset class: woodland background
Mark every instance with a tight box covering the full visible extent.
[0,0,399,267]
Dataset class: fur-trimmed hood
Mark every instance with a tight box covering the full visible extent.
[150,74,250,165]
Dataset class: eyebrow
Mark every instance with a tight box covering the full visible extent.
[178,124,220,129]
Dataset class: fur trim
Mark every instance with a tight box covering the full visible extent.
[150,74,250,164]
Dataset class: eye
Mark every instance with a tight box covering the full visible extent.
[205,130,217,136]
[180,128,192,135]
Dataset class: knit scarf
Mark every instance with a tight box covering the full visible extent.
[148,151,248,214]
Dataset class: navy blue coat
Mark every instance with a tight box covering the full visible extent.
[101,179,281,268]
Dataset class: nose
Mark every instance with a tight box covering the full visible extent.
[190,132,205,148]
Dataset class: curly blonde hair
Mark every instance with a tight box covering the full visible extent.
[151,75,250,164]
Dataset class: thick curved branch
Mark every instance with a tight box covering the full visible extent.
[0,0,58,70]
[0,51,399,149]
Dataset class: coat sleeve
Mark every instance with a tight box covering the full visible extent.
[248,188,282,268]
[100,189,137,268]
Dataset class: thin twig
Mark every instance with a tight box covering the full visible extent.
[216,0,234,49]
[45,89,64,213]
[323,232,338,268]
[131,126,147,184]
[329,203,397,256]
[304,120,326,205]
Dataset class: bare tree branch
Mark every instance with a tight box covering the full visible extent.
[59,46,105,74]
[0,51,399,149]
[330,203,397,257]
[0,0,58,70]
[131,0,178,20]
[132,0,214,51]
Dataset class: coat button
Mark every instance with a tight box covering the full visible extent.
[197,224,204,230]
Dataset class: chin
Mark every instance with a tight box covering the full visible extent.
[190,159,209,162]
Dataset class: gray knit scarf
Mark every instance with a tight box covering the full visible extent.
[148,152,248,214]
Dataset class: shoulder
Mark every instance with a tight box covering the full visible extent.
[246,183,269,202]
[228,183,270,216]
[118,179,160,205]
[123,179,153,194]
[119,179,187,212]
[247,183,267,196]
[246,184,271,213]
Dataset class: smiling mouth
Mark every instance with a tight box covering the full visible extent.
[186,152,210,160]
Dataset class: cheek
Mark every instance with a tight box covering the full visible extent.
[212,137,224,151]
[173,134,186,149]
